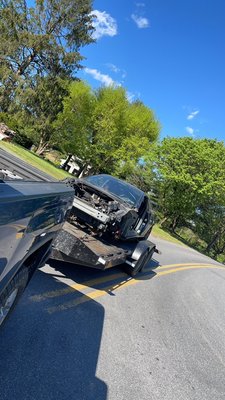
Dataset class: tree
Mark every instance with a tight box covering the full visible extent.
[196,205,225,258]
[90,86,128,172]
[12,76,70,154]
[91,87,160,173]
[149,137,225,234]
[55,80,95,158]
[113,101,160,177]
[0,0,94,110]
[55,84,160,174]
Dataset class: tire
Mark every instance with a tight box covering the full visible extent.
[0,267,29,328]
[123,246,154,277]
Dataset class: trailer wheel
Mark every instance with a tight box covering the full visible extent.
[124,246,154,277]
[0,267,28,328]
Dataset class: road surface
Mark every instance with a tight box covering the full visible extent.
[0,148,56,181]
[0,236,225,400]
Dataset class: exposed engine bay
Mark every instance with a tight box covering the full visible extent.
[65,174,154,241]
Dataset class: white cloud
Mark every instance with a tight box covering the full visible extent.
[106,63,127,78]
[131,14,149,28]
[106,63,120,73]
[185,126,195,137]
[91,10,117,40]
[84,68,119,87]
[187,110,200,120]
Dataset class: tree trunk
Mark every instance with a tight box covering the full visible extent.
[205,231,220,253]
[160,216,169,228]
[207,226,225,256]
[35,137,49,156]
[16,52,36,76]
[170,215,180,232]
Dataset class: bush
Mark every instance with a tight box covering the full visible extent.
[13,132,34,149]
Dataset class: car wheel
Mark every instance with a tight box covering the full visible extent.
[0,267,29,328]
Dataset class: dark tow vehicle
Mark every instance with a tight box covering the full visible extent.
[0,174,74,327]
[52,174,156,276]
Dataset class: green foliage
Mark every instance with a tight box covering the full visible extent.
[125,101,159,142]
[0,0,94,110]
[12,76,70,154]
[148,137,225,226]
[195,205,225,257]
[55,83,160,174]
[125,166,156,200]
[90,86,129,172]
[141,137,225,259]
[55,80,95,158]
[0,111,18,132]
[0,111,33,147]
[91,87,160,173]
[13,131,34,149]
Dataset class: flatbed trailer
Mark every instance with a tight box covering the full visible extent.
[52,222,156,277]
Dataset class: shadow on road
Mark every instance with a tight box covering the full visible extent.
[47,257,159,294]
[0,256,160,400]
[0,269,108,400]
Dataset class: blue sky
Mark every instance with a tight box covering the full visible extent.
[78,0,225,142]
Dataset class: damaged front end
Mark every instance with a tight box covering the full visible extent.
[65,174,154,241]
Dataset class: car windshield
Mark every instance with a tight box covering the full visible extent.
[84,174,144,207]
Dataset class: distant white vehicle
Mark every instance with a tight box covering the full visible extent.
[60,154,92,177]
[60,155,80,175]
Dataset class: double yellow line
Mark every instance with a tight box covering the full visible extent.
[30,262,225,314]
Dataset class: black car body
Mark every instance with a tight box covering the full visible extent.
[0,177,74,327]
[66,174,154,241]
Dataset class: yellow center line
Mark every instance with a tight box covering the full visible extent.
[16,232,24,239]
[156,265,225,275]
[30,263,223,302]
[30,272,129,302]
[31,262,222,303]
[46,264,225,314]
[47,278,138,314]
[156,262,222,270]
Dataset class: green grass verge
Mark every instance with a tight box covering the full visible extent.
[0,141,70,180]
[152,224,224,264]
[151,224,187,247]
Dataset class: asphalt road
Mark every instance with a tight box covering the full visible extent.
[1,236,225,400]
[0,148,56,181]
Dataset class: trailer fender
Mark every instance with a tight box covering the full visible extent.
[131,240,155,262]
[123,240,156,277]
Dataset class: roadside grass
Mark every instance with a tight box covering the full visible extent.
[151,224,187,247]
[176,226,225,264]
[152,224,224,264]
[0,141,70,180]
[175,227,207,251]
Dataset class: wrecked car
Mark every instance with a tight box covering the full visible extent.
[52,174,156,276]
